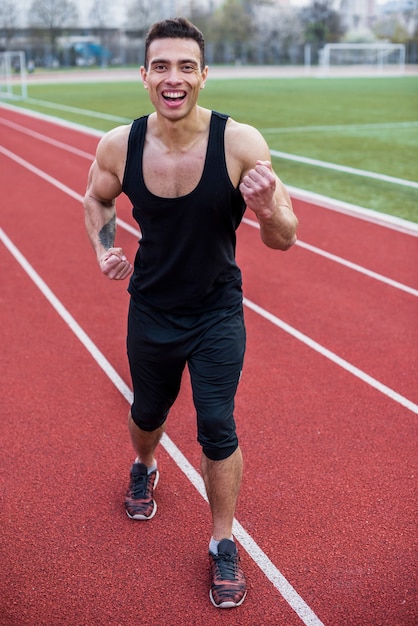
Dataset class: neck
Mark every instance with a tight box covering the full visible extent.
[149,106,210,150]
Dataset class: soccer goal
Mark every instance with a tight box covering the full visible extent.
[319,43,406,75]
[0,51,28,100]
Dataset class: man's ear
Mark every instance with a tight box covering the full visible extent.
[200,65,209,89]
[140,66,148,88]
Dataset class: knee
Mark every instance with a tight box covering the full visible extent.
[130,406,167,432]
[197,410,239,461]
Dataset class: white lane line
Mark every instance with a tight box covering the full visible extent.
[286,186,418,237]
[0,116,95,159]
[270,149,418,189]
[242,217,418,297]
[160,432,324,626]
[296,240,418,297]
[2,145,417,413]
[243,298,418,416]
[118,215,418,415]
[2,145,416,297]
[0,227,325,626]
[2,107,417,235]
[0,145,84,202]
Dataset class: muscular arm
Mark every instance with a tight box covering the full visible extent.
[83,127,133,280]
[230,122,298,250]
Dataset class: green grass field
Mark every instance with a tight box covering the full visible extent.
[6,73,418,222]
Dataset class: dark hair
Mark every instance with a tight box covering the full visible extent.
[144,17,205,70]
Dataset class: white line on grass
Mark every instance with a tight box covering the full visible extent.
[2,102,417,190]
[25,96,132,123]
[0,227,326,626]
[270,149,418,189]
[261,121,418,134]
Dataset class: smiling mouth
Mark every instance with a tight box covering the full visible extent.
[162,91,186,101]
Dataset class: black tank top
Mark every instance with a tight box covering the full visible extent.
[122,111,246,313]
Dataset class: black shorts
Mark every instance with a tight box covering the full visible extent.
[127,298,246,461]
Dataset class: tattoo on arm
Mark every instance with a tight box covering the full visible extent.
[99,215,116,250]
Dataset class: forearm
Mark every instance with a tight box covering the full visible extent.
[84,195,133,280]
[257,202,298,250]
[84,194,117,261]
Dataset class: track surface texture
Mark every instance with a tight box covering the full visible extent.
[1,106,417,626]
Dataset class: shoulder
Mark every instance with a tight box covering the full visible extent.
[224,117,271,175]
[95,124,132,169]
[97,124,132,153]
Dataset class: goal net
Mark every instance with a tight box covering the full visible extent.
[0,51,28,100]
[319,43,406,75]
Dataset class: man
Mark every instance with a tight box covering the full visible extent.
[84,17,297,609]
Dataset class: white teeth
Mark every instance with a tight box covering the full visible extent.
[163,91,185,99]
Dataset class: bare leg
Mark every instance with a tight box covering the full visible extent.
[128,410,165,467]
[201,446,243,541]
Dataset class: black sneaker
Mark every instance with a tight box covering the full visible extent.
[209,539,247,608]
[124,462,159,520]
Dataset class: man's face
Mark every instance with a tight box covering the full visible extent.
[141,38,208,120]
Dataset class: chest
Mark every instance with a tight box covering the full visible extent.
[142,137,208,198]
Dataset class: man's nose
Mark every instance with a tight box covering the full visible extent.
[166,67,182,83]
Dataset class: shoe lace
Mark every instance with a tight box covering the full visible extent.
[131,472,148,499]
[213,553,238,580]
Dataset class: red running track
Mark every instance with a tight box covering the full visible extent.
[1,105,417,626]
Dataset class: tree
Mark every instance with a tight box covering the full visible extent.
[88,0,111,29]
[253,2,305,64]
[300,0,345,48]
[125,0,160,38]
[210,0,255,63]
[0,0,19,49]
[28,0,79,58]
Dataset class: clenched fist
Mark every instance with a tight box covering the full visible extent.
[99,247,133,280]
[239,160,276,218]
